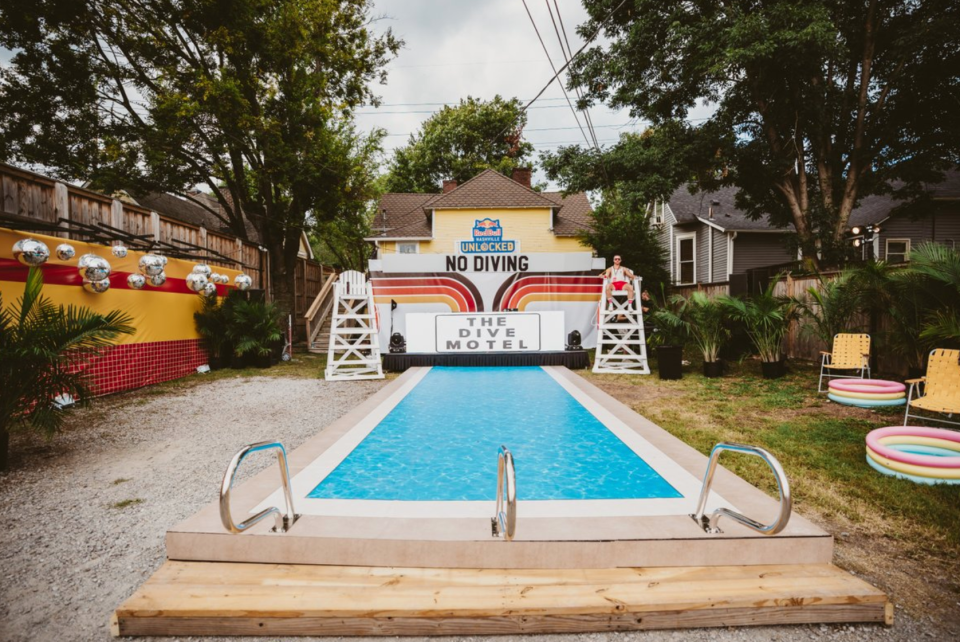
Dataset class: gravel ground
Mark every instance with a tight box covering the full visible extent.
[0,373,947,642]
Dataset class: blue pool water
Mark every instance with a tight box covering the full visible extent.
[308,367,682,501]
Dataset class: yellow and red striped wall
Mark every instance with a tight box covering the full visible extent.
[1,227,243,396]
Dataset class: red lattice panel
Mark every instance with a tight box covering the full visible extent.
[70,340,209,397]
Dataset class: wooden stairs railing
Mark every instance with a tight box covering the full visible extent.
[305,272,337,354]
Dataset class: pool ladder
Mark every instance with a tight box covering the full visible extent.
[491,445,517,541]
[220,441,300,534]
[691,442,792,535]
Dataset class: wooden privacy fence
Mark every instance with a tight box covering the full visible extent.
[674,272,910,376]
[1,162,328,342]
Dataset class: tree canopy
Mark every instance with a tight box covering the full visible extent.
[557,0,960,265]
[384,95,535,193]
[0,0,400,311]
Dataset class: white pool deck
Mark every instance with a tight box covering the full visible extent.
[166,366,833,569]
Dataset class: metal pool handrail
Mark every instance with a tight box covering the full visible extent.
[690,442,792,535]
[220,441,298,534]
[492,445,517,540]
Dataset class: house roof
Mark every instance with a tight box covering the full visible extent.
[133,191,262,243]
[671,169,960,233]
[668,185,793,232]
[368,169,593,240]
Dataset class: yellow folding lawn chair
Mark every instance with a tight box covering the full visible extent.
[904,348,960,428]
[818,333,871,393]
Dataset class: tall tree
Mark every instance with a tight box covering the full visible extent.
[384,95,535,193]
[0,0,400,313]
[565,0,960,265]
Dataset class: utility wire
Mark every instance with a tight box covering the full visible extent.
[489,0,631,150]
[550,0,603,150]
[520,0,591,149]
[546,0,601,151]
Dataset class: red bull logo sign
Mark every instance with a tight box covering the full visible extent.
[459,218,518,254]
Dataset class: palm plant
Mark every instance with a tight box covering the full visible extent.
[897,242,960,349]
[193,293,233,367]
[0,267,135,470]
[795,270,863,347]
[655,292,730,363]
[228,299,283,364]
[721,277,799,373]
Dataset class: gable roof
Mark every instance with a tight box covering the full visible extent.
[668,185,793,232]
[426,169,558,210]
[669,169,960,233]
[368,170,593,240]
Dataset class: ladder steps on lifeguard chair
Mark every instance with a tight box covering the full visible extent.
[593,276,650,375]
[324,270,384,381]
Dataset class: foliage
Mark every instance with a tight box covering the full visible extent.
[227,298,283,358]
[0,267,135,469]
[795,270,862,346]
[721,278,799,363]
[193,293,233,360]
[648,286,688,348]
[565,0,960,266]
[383,95,535,193]
[0,0,401,315]
[583,187,669,293]
[890,243,960,350]
[655,292,731,363]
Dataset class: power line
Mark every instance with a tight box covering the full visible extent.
[520,0,591,149]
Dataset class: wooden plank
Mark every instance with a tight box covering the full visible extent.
[114,603,889,637]
[113,562,890,636]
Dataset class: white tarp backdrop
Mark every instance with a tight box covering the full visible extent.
[369,252,606,352]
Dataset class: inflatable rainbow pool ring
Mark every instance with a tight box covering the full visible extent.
[865,426,960,485]
[828,379,906,407]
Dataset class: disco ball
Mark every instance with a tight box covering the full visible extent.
[138,254,164,276]
[186,272,208,292]
[78,254,111,281]
[127,273,146,290]
[55,243,76,261]
[12,238,50,266]
[83,278,110,294]
[112,244,128,258]
[234,274,252,291]
[209,272,222,284]
[202,282,218,297]
[192,263,212,277]
[159,255,168,266]
[216,274,227,284]
[148,272,167,287]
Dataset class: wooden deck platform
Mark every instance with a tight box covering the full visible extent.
[111,561,891,636]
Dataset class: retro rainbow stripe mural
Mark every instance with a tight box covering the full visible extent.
[494,274,603,311]
[371,275,483,312]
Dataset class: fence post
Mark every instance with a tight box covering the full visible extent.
[786,273,796,358]
[55,182,70,238]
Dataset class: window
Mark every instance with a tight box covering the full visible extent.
[676,233,696,284]
[397,242,419,254]
[885,239,910,263]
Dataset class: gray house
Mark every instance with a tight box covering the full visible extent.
[654,171,960,287]
[653,185,796,287]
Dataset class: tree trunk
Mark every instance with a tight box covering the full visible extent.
[0,426,9,472]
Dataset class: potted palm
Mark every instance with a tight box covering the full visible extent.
[721,277,799,379]
[649,292,688,380]
[656,292,731,377]
[228,298,283,368]
[0,267,135,470]
[193,294,232,370]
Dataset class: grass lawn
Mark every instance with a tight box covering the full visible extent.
[581,354,960,620]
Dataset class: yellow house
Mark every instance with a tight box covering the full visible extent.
[367,169,593,255]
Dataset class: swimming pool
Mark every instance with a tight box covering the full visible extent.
[254,366,730,519]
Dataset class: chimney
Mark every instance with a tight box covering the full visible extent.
[442,179,458,193]
[511,167,532,188]
[710,199,720,219]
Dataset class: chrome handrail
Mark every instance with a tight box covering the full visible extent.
[492,445,517,540]
[690,442,791,535]
[220,441,298,534]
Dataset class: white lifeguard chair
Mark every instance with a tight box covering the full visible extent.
[592,276,650,374]
[324,270,384,381]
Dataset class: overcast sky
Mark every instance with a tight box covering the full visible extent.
[363,0,644,188]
